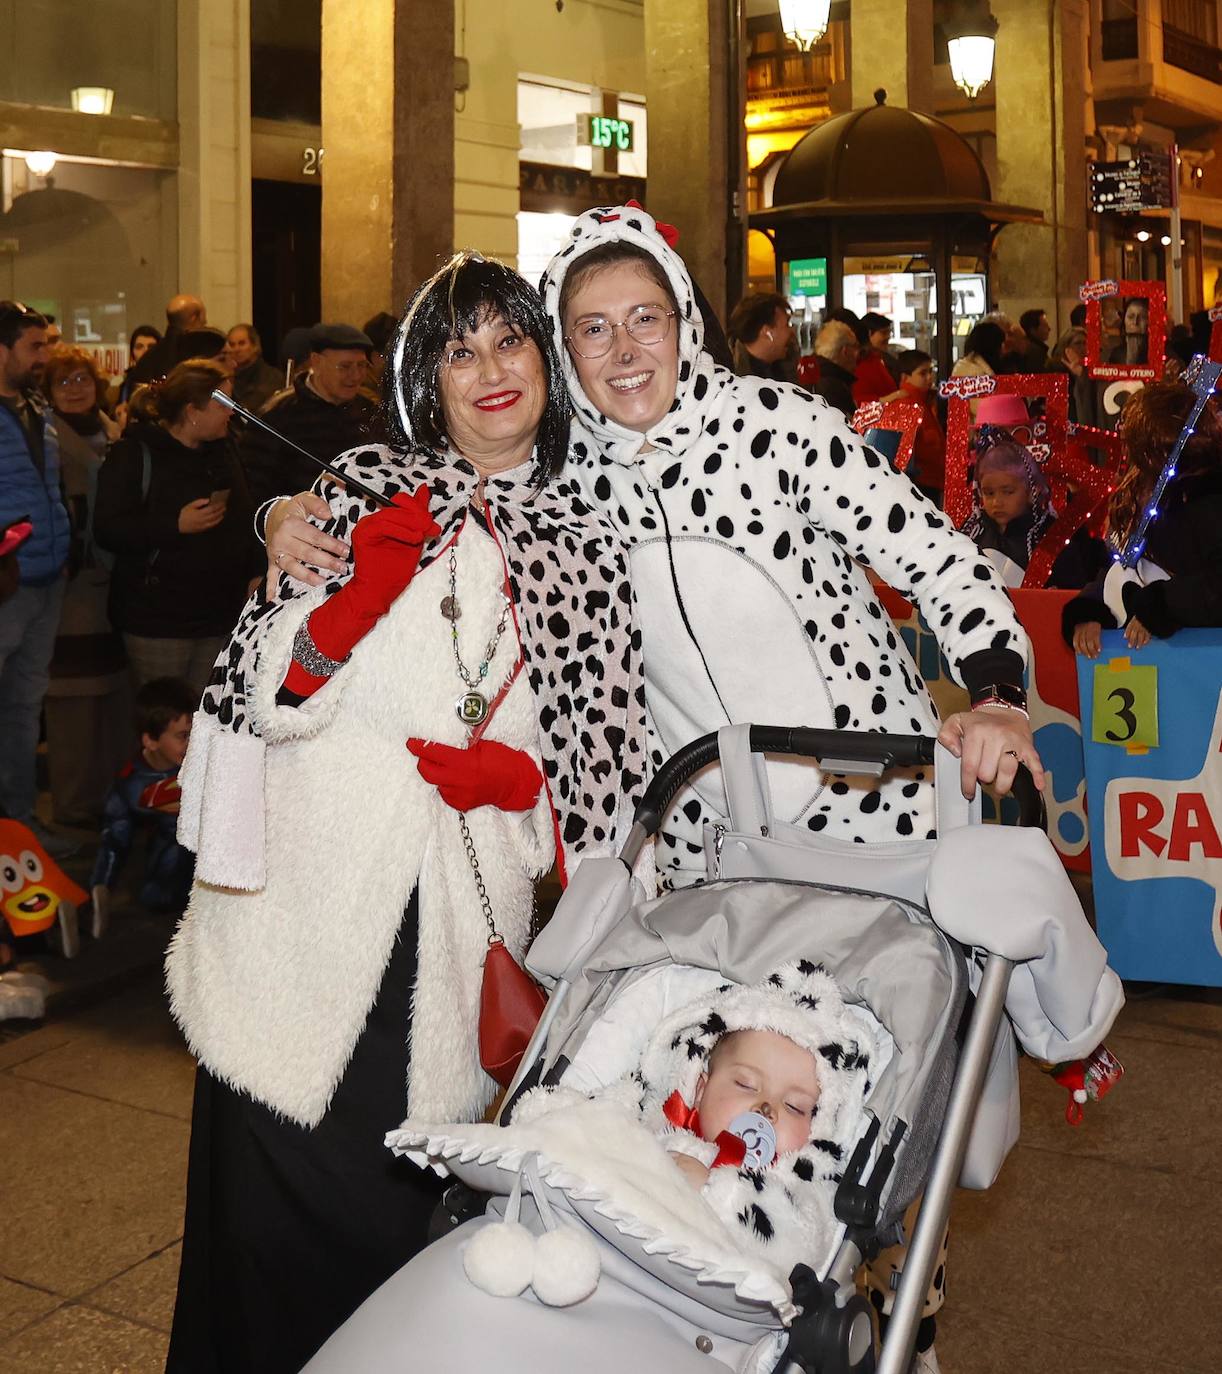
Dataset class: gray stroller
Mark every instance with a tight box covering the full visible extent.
[305,725,1122,1374]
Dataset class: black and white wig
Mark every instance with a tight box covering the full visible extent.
[385,250,571,482]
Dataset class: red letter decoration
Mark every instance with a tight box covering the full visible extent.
[850,399,923,472]
[1082,279,1166,383]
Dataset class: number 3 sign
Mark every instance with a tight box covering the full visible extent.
[1092,658,1159,752]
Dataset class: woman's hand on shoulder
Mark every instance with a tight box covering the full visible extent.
[1123,615,1152,649]
[938,705,1045,801]
[265,490,350,591]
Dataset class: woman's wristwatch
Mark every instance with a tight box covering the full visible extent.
[969,683,1028,717]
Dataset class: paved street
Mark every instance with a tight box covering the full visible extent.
[1,954,1217,1373]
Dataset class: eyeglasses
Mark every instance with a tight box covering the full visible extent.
[566,305,676,359]
[325,359,368,377]
[53,371,93,389]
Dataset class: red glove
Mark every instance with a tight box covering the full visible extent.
[284,486,439,698]
[407,738,543,814]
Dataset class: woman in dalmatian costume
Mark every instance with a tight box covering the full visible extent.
[163,254,648,1374]
[536,205,1042,885]
[272,208,1042,890]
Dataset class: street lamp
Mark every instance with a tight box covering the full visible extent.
[945,6,999,100]
[779,0,832,51]
[71,86,115,115]
[23,151,57,177]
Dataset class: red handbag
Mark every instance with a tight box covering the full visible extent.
[479,936,547,1088]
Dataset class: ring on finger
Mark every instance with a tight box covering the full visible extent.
[1004,749,1020,760]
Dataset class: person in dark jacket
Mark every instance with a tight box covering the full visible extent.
[239,322,376,503]
[0,301,76,853]
[963,436,1109,590]
[811,319,859,418]
[129,294,226,386]
[1064,382,1222,656]
[224,323,282,413]
[727,292,797,383]
[94,358,258,695]
[1018,308,1051,372]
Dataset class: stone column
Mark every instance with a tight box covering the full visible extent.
[643,0,743,317]
[320,0,454,323]
[992,0,1089,333]
[176,0,252,327]
[849,0,934,114]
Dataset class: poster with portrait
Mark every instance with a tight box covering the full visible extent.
[1081,279,1166,383]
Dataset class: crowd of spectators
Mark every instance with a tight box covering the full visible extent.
[0,292,388,964]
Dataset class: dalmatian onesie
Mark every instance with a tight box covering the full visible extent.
[540,207,1029,887]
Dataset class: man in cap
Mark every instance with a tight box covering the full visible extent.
[239,322,377,502]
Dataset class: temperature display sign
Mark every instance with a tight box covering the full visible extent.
[580,114,635,153]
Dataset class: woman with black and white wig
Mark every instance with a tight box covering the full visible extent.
[270,212,1044,896]
[164,252,647,1374]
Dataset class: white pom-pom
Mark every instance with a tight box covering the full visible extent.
[531,1226,601,1307]
[1073,1089,1088,1104]
[462,1220,537,1298]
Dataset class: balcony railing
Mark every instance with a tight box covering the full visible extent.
[1163,24,1222,82]
[1101,17,1138,61]
[747,48,836,97]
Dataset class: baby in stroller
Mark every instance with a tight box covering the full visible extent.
[303,730,1123,1374]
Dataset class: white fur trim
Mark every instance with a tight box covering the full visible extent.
[387,1091,796,1315]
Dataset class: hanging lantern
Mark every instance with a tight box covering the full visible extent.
[779,0,832,52]
[945,7,999,100]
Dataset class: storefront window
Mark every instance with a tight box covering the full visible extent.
[0,154,177,380]
[841,255,988,364]
[0,0,176,119]
[517,79,648,285]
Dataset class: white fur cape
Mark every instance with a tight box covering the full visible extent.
[168,518,555,1128]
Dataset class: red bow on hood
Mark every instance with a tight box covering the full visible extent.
[662,1090,747,1170]
[619,199,680,249]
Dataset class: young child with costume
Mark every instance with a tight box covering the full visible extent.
[90,676,197,934]
[963,432,1108,591]
[1062,380,1222,656]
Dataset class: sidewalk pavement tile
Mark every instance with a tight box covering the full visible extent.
[0,1279,60,1343]
[0,1075,187,1296]
[939,1306,1207,1374]
[948,1144,1219,1369]
[84,1243,181,1334]
[0,1302,167,1374]
[9,986,194,1122]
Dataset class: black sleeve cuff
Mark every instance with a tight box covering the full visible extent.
[959,648,1026,696]
[1061,595,1116,644]
[274,683,306,709]
[1125,580,1179,638]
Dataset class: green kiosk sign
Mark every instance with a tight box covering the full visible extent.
[788,257,828,297]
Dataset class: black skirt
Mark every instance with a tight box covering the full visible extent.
[166,896,445,1374]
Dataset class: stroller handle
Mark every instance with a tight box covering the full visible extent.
[632,727,1045,836]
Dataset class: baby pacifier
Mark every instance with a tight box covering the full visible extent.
[727,1111,777,1169]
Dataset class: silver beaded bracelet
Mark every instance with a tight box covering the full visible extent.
[292,620,348,677]
[252,495,288,546]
